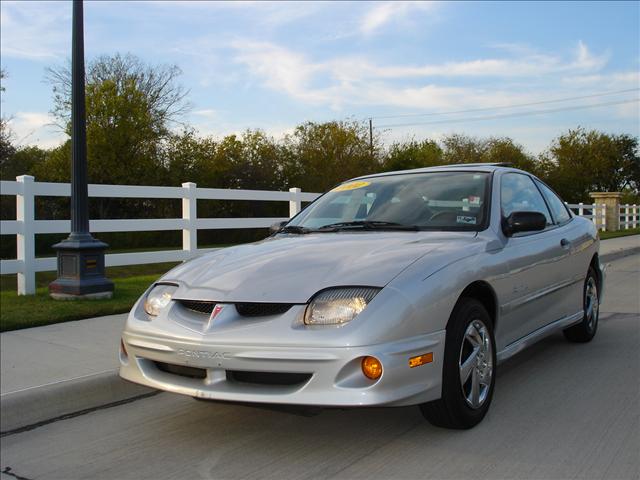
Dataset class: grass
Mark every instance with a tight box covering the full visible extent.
[0,275,160,332]
[0,262,179,332]
[600,227,640,240]
[0,242,240,332]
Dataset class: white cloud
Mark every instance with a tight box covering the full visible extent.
[230,40,615,112]
[359,1,438,35]
[330,42,608,79]
[7,112,65,148]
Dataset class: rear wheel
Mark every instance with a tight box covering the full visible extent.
[563,267,599,343]
[420,298,496,429]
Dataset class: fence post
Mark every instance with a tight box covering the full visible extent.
[578,202,584,216]
[624,204,629,230]
[633,204,638,228]
[289,187,302,218]
[16,175,36,295]
[182,182,197,258]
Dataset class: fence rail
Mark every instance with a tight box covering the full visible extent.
[619,204,640,229]
[565,203,607,231]
[0,176,320,295]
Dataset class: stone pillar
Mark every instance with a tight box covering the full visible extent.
[589,192,621,232]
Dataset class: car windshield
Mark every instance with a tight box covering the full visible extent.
[288,171,491,231]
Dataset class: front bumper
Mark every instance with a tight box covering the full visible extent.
[119,329,445,407]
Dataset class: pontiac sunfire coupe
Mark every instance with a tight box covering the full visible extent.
[119,164,605,429]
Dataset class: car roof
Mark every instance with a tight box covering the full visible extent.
[351,163,532,181]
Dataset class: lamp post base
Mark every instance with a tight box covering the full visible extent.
[49,234,114,299]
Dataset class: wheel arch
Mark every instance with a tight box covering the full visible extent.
[589,253,603,290]
[453,281,499,331]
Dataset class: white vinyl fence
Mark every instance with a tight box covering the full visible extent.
[565,203,607,231]
[619,204,640,229]
[0,176,320,295]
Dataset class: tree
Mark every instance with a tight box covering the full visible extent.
[539,128,640,203]
[441,134,485,164]
[0,69,17,179]
[46,53,190,134]
[482,137,537,173]
[382,139,442,172]
[283,120,381,192]
[38,53,190,185]
[1,146,48,181]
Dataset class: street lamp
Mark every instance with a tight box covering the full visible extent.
[49,0,113,299]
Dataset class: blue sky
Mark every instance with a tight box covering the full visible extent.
[1,1,638,154]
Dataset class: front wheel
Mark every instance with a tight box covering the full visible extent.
[563,267,599,343]
[420,298,496,429]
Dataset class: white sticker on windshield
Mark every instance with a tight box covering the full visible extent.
[456,215,477,225]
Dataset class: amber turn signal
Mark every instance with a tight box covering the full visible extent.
[409,352,433,368]
[362,356,383,380]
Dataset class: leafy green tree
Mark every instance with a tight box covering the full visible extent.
[283,120,380,192]
[1,146,48,181]
[40,53,190,186]
[539,128,639,203]
[46,53,189,135]
[161,129,217,186]
[441,134,485,164]
[481,137,537,173]
[383,139,442,172]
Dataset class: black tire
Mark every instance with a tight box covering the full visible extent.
[563,267,600,343]
[420,298,496,429]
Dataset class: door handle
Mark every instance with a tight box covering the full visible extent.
[560,238,571,248]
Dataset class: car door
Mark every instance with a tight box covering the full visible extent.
[494,172,572,347]
[534,179,588,319]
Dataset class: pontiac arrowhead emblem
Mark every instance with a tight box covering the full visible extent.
[210,304,224,321]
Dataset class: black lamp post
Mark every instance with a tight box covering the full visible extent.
[49,0,113,299]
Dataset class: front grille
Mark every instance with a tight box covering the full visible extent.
[177,300,293,317]
[154,361,207,379]
[235,303,292,317]
[178,300,215,315]
[226,370,312,386]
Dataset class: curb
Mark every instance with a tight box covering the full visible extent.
[0,370,154,435]
[600,246,640,264]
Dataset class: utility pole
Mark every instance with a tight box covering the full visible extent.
[49,0,113,299]
[369,118,373,155]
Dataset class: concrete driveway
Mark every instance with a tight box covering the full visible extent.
[1,254,638,480]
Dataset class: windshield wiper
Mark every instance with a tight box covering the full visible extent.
[279,225,312,234]
[317,221,420,231]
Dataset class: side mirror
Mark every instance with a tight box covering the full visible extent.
[503,211,547,237]
[269,221,288,234]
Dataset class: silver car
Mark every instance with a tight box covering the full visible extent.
[119,164,604,429]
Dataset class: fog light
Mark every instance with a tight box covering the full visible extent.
[362,356,383,380]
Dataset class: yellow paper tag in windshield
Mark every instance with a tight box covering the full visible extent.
[332,181,371,192]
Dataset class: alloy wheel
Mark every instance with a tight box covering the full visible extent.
[459,319,493,409]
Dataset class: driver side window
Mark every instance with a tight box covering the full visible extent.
[501,173,552,225]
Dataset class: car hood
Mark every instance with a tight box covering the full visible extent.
[163,231,478,303]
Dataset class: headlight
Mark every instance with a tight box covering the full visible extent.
[304,287,380,326]
[143,283,178,317]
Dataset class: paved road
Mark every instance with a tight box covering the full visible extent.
[2,254,638,480]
